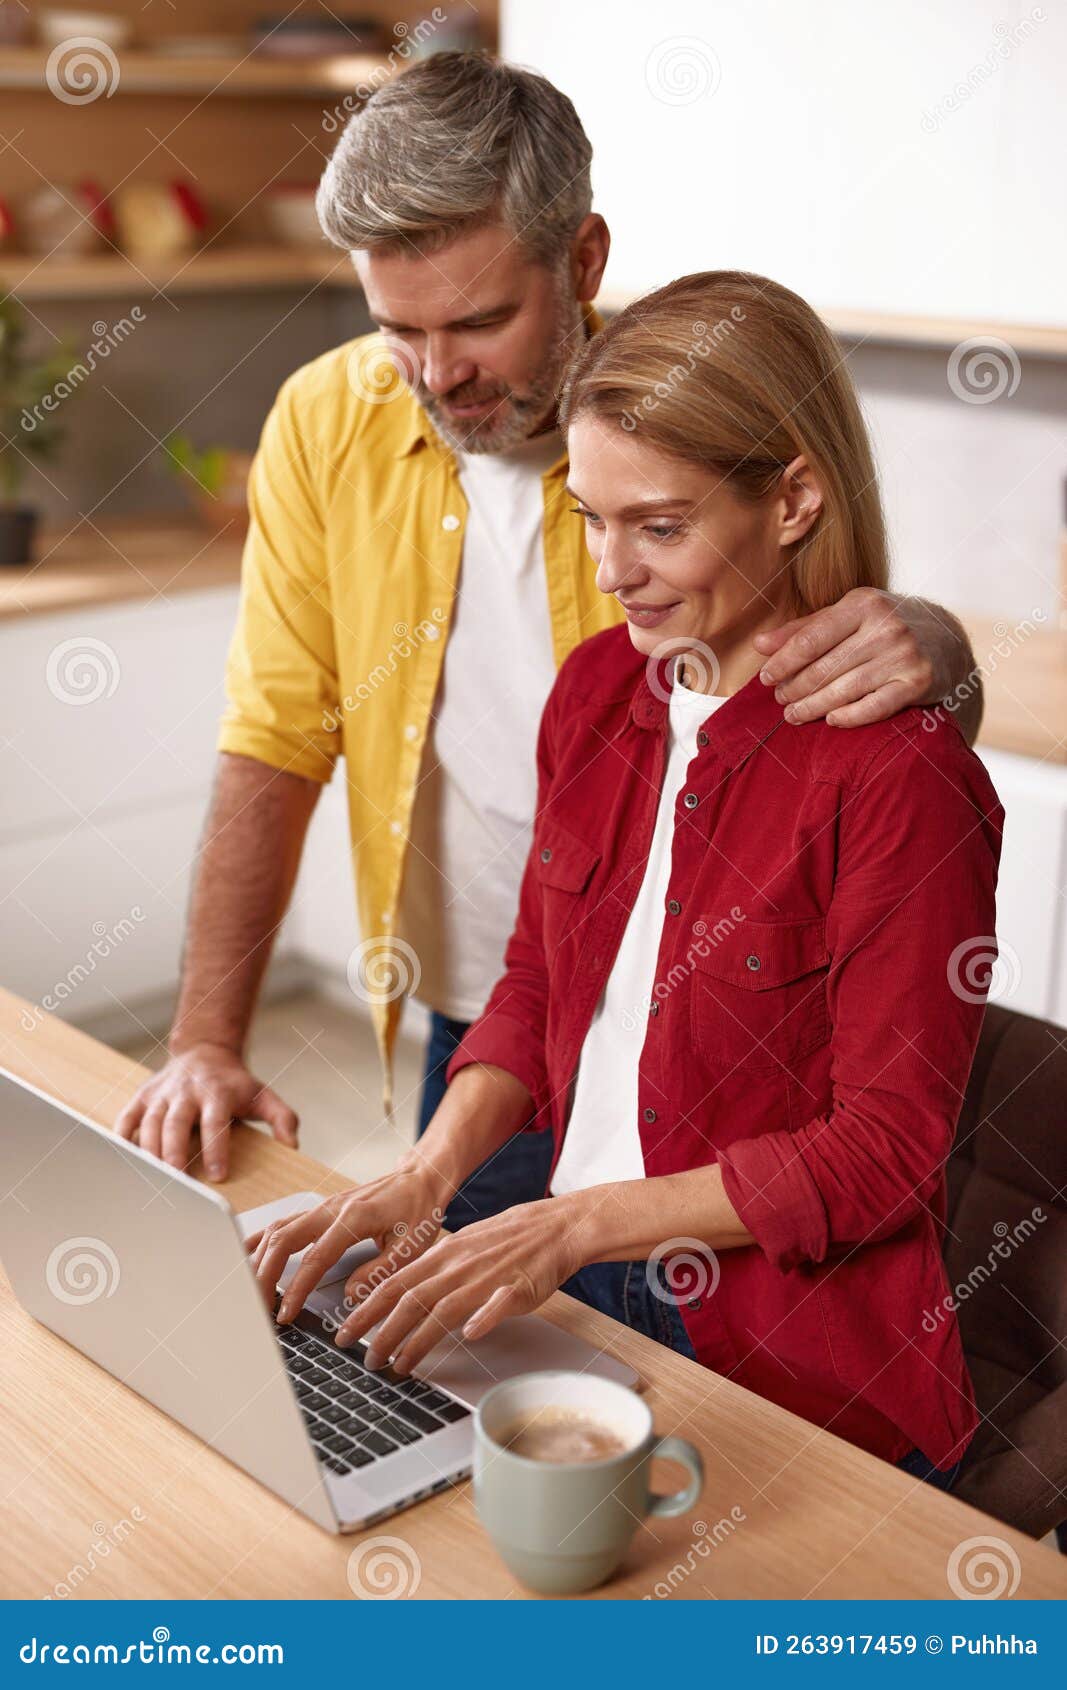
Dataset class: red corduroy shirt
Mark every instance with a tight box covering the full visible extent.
[448,625,1003,1468]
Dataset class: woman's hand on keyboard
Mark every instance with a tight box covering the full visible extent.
[246,1156,454,1321]
[330,1194,589,1374]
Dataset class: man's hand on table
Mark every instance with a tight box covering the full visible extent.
[755,586,976,736]
[115,1041,298,1181]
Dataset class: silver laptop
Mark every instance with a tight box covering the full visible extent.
[0,1067,636,1533]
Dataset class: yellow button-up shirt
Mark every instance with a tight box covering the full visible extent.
[218,315,622,1107]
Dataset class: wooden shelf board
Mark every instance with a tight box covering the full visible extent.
[0,45,390,97]
[597,285,1067,360]
[0,246,360,299]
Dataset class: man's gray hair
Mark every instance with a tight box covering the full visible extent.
[316,50,593,265]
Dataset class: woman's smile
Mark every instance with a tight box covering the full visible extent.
[617,597,683,629]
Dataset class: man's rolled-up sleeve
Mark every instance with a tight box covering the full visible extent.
[718,723,1003,1272]
[217,377,340,784]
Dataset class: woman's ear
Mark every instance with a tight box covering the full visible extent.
[776,454,823,546]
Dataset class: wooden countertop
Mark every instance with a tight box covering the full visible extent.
[0,519,244,621]
[960,615,1067,765]
[1,986,1065,1601]
[2,521,1064,765]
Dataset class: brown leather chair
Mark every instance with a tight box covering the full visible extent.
[947,1004,1067,1545]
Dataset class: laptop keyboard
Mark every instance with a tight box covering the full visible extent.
[276,1316,470,1477]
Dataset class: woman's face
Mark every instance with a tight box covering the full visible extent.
[566,415,820,679]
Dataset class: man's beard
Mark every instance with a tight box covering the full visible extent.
[413,280,586,455]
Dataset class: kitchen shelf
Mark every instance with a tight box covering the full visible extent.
[0,246,359,300]
[826,308,1067,360]
[597,286,1067,361]
[0,45,390,98]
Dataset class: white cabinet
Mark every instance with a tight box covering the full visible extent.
[0,588,244,1034]
[978,749,1067,1026]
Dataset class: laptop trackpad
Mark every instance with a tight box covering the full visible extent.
[413,1315,639,1405]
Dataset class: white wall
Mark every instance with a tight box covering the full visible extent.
[503,0,1067,623]
[502,0,1064,324]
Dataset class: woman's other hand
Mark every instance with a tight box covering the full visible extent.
[246,1154,454,1320]
[332,1194,588,1374]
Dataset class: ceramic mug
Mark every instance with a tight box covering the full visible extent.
[474,1369,704,1595]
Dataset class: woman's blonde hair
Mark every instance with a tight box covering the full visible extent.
[559,272,889,612]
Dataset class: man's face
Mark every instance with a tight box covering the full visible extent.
[354,224,585,452]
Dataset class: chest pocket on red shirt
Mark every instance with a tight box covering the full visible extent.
[689,916,830,1076]
[535,820,601,944]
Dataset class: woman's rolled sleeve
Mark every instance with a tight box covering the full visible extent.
[719,721,1002,1273]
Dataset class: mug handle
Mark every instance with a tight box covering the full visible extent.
[647,1435,704,1518]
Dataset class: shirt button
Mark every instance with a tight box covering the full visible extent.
[404,723,418,741]
[683,792,699,809]
[667,898,681,915]
[649,1002,659,1017]
[540,846,552,862]
[442,513,460,531]
[687,1296,702,1311]
[746,954,761,972]
[643,1107,657,1124]
[390,820,402,835]
[697,731,709,747]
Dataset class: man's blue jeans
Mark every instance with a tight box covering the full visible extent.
[416,1012,554,1231]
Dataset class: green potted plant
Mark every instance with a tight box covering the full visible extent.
[161,432,252,534]
[0,297,78,566]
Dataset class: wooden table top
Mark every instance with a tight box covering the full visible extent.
[1,988,1064,1602]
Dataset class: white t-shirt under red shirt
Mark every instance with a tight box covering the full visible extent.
[551,676,728,1196]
